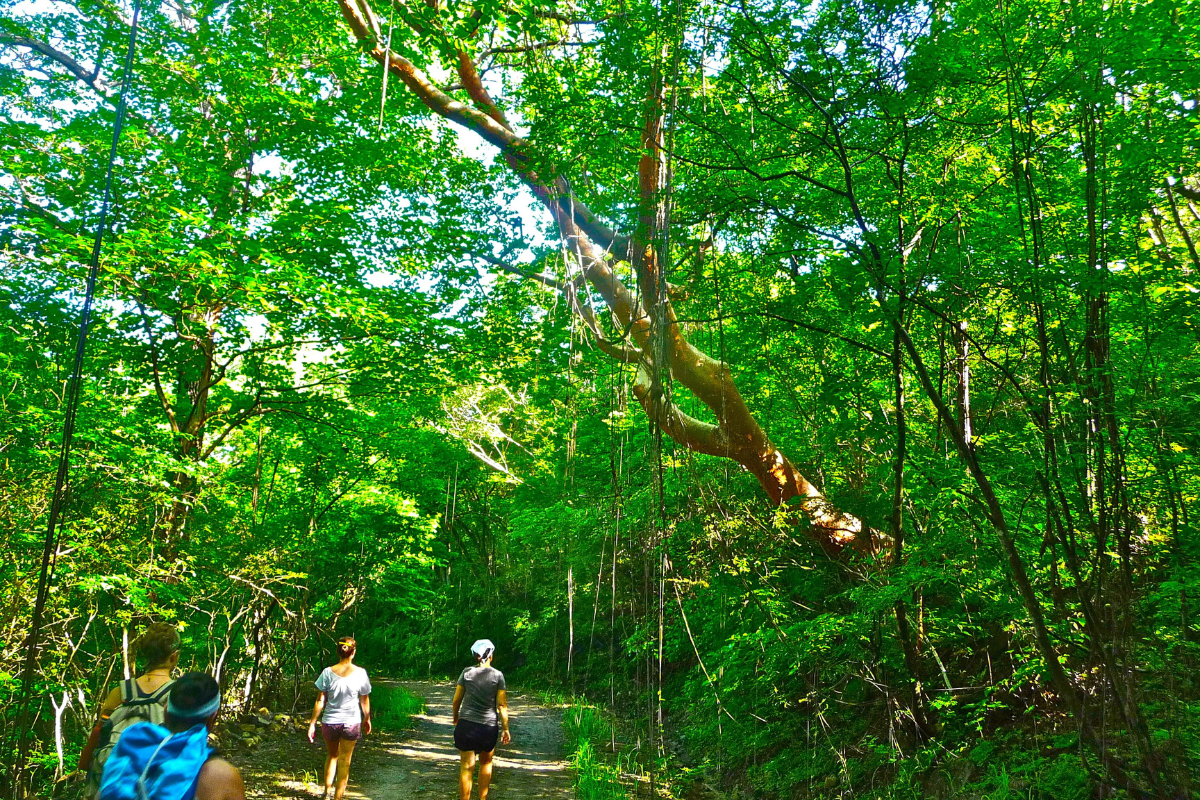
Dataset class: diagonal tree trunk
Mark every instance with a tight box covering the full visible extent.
[334,0,886,556]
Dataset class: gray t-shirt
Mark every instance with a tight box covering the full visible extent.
[456,665,506,726]
[315,666,372,725]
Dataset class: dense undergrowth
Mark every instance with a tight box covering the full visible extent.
[560,702,629,800]
[369,686,426,735]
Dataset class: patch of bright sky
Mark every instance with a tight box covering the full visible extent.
[12,0,71,17]
[788,0,824,31]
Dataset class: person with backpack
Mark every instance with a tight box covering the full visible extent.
[98,671,244,800]
[452,639,511,800]
[306,637,372,800]
[79,623,182,798]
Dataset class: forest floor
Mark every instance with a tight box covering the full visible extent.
[228,681,575,800]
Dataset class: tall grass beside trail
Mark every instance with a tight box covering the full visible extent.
[563,702,630,800]
[370,685,425,733]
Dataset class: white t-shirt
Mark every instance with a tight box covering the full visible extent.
[315,666,372,725]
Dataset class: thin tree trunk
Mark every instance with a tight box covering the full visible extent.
[1080,100,1165,797]
[952,321,971,448]
[50,691,69,780]
[889,326,934,739]
[158,314,219,557]
[896,325,1076,711]
[251,418,265,524]
[586,534,608,687]
[1164,184,1200,273]
[566,566,575,680]
[245,600,277,709]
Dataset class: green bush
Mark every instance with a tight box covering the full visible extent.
[563,702,629,800]
[370,685,425,733]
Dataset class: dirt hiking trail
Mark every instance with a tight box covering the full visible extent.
[239,681,574,800]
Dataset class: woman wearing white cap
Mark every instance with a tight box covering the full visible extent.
[452,639,511,800]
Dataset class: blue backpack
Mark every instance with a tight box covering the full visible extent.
[98,721,213,800]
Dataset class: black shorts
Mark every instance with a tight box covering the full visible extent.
[454,719,498,754]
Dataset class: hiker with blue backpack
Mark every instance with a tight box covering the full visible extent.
[78,623,182,798]
[98,672,244,800]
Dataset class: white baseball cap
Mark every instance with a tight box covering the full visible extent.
[470,639,495,660]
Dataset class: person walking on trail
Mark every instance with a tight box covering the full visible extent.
[78,622,182,798]
[307,637,372,800]
[98,671,244,800]
[452,639,511,800]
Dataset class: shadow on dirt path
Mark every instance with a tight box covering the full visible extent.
[245,681,573,800]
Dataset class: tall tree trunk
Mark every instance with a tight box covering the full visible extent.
[245,601,277,709]
[1080,101,1165,797]
[890,327,935,740]
[157,311,219,557]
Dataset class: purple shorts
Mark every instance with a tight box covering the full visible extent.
[321,723,362,743]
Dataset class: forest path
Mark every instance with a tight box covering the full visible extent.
[354,682,573,800]
[246,681,574,800]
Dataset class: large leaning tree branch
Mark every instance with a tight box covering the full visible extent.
[0,32,109,95]
[336,0,887,556]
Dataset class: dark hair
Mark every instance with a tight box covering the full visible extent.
[135,622,181,668]
[336,637,356,659]
[165,672,219,727]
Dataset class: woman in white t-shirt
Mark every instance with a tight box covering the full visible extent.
[307,637,372,800]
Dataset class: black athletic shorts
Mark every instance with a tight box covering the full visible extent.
[454,719,499,754]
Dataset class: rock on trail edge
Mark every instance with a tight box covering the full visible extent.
[255,681,575,800]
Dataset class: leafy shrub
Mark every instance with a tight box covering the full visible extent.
[563,702,629,800]
[370,685,425,733]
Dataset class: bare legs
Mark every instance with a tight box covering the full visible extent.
[323,736,337,797]
[458,750,495,800]
[458,750,475,800]
[322,735,358,800]
[478,751,494,800]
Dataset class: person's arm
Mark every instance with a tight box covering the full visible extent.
[497,689,511,745]
[307,693,326,743]
[194,758,245,800]
[359,693,371,735]
[452,684,464,725]
[78,686,123,771]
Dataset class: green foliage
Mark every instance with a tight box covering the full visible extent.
[563,703,630,800]
[369,685,425,734]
